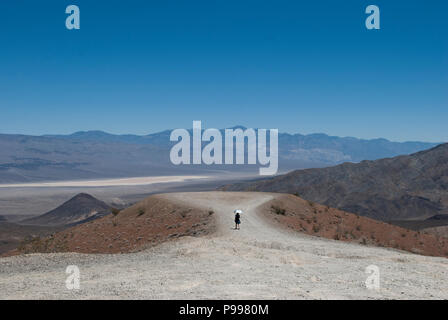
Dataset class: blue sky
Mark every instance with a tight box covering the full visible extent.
[0,0,446,142]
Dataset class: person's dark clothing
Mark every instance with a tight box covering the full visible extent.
[235,213,241,224]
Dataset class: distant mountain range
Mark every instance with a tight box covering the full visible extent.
[221,143,448,222]
[0,128,439,183]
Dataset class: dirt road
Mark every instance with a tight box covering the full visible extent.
[1,192,447,299]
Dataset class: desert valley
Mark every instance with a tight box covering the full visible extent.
[1,139,448,299]
[1,0,447,307]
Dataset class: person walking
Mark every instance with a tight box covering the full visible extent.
[234,210,241,230]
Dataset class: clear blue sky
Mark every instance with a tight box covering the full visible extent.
[0,0,446,142]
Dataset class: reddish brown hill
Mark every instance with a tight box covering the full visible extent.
[260,194,448,258]
[9,194,216,255]
[423,226,448,239]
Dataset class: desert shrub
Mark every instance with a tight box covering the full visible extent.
[137,208,145,216]
[271,205,286,215]
[18,236,54,254]
[180,209,191,218]
[111,208,121,216]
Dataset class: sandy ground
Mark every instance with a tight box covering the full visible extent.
[1,192,448,299]
[0,175,209,188]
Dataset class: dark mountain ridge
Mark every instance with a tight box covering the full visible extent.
[21,193,112,226]
[221,143,448,221]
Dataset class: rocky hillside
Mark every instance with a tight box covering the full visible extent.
[261,194,448,258]
[9,191,448,260]
[10,194,216,255]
